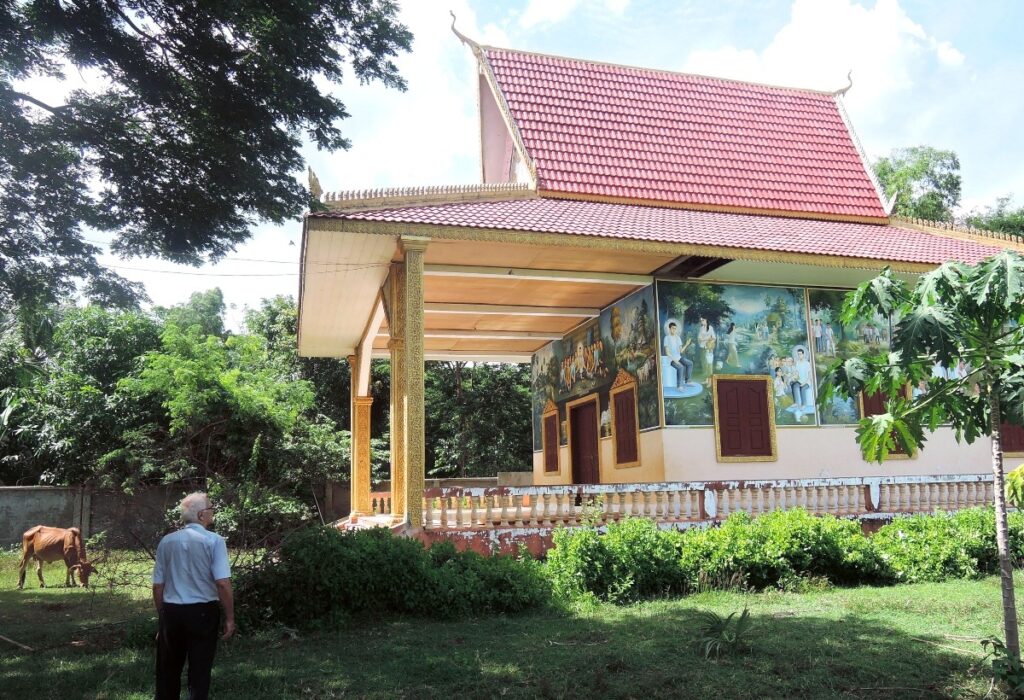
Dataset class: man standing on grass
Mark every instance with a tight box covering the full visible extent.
[153,492,235,700]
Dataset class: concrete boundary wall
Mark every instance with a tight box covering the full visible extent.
[0,487,90,548]
[0,486,181,548]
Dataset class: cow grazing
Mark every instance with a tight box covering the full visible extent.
[17,526,98,589]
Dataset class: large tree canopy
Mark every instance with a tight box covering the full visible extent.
[1,0,412,310]
[966,195,1024,239]
[874,145,962,222]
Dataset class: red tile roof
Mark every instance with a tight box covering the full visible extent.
[310,198,1000,266]
[481,48,888,220]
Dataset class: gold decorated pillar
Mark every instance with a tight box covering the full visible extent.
[400,236,429,528]
[348,355,373,515]
[388,264,407,519]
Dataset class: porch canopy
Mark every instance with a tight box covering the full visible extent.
[297,185,1007,528]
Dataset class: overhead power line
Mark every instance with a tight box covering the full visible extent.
[101,262,390,277]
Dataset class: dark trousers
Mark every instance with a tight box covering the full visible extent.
[156,601,220,700]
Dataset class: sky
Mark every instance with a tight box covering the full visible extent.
[63,0,1024,329]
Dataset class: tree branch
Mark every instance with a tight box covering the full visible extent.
[107,3,179,60]
[9,91,67,115]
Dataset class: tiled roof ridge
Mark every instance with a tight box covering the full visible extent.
[320,183,536,212]
[891,215,1024,251]
[833,94,895,215]
[480,44,847,98]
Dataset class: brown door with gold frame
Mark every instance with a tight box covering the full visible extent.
[569,399,600,484]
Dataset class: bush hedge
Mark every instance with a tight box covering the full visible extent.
[547,507,1024,603]
[236,527,549,629]
[238,507,1024,627]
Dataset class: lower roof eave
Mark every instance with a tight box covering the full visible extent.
[306,215,940,275]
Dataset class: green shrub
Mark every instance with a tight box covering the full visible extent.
[546,518,686,602]
[545,524,617,601]
[871,507,1024,583]
[678,509,888,591]
[236,527,549,629]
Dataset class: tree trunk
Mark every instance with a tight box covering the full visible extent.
[989,385,1021,661]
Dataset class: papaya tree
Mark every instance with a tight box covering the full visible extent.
[819,251,1024,661]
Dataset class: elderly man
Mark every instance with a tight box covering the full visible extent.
[153,492,234,700]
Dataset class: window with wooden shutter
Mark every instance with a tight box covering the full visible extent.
[859,390,913,458]
[542,403,560,473]
[611,382,640,467]
[1002,423,1024,455]
[713,375,776,462]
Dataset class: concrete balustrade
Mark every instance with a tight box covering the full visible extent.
[416,474,996,531]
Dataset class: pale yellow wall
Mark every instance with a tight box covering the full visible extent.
[662,425,991,482]
[531,429,665,485]
[599,430,664,483]
[532,445,571,486]
[533,425,992,485]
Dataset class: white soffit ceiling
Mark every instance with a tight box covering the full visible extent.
[298,228,396,357]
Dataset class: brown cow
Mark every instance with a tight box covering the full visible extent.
[17,526,98,589]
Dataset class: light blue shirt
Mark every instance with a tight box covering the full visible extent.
[153,523,231,604]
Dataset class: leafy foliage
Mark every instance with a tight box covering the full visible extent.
[873,145,961,221]
[425,361,532,477]
[696,607,754,659]
[236,527,550,629]
[547,509,891,604]
[1,0,411,310]
[547,508,1024,607]
[966,195,1024,239]
[982,636,1024,696]
[679,509,887,590]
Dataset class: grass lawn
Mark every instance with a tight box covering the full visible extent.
[1,551,1020,699]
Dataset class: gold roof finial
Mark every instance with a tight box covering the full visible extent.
[450,11,483,58]
[834,70,853,97]
[308,166,323,201]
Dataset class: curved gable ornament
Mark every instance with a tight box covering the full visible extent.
[611,368,637,390]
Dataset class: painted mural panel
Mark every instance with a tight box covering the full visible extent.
[657,281,813,427]
[531,287,658,450]
[807,289,892,424]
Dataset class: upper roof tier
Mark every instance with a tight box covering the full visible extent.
[480,47,889,221]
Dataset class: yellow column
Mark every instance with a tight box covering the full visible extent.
[348,355,372,515]
[400,236,429,528]
[388,264,407,520]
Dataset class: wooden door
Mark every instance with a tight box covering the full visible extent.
[1002,422,1024,453]
[570,399,601,484]
[716,377,773,459]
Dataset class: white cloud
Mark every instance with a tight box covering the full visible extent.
[520,0,581,28]
[604,0,631,15]
[306,1,504,193]
[932,39,965,67]
[518,0,629,29]
[680,0,964,117]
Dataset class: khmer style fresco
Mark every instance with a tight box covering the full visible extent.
[531,287,659,450]
[657,281,813,427]
[807,289,892,424]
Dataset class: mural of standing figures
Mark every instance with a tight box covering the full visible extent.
[807,289,892,424]
[531,287,659,451]
[657,281,813,426]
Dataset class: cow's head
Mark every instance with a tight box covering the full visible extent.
[72,561,98,587]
